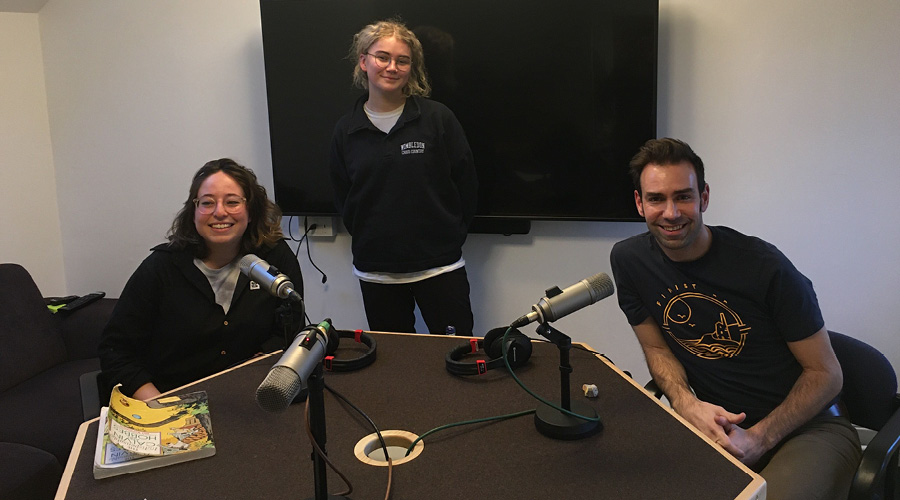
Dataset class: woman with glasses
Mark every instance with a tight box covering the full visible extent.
[330,19,478,336]
[99,158,303,400]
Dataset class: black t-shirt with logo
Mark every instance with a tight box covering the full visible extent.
[610,225,825,426]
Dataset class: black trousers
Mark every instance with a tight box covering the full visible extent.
[358,267,474,336]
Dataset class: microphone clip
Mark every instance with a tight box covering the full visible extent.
[544,285,564,298]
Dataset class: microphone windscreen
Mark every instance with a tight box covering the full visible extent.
[586,273,615,302]
[256,365,303,413]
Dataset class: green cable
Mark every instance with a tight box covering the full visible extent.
[501,327,601,422]
[406,409,535,455]
[406,326,600,455]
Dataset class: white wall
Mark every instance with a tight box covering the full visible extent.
[655,0,900,372]
[38,0,275,297]
[11,0,899,385]
[0,12,66,294]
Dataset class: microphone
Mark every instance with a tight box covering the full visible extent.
[256,319,337,413]
[510,273,615,328]
[239,254,302,303]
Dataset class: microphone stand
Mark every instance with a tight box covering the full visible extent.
[305,363,349,500]
[279,299,294,349]
[533,323,602,440]
[281,301,311,403]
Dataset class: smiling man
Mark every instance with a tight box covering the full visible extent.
[609,138,861,499]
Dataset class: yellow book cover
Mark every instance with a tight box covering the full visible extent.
[93,385,215,478]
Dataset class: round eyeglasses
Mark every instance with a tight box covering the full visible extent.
[365,52,412,70]
[193,196,247,215]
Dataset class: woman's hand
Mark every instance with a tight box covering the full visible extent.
[132,382,162,401]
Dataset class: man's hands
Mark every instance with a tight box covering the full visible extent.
[675,398,775,466]
[712,327,843,466]
[631,317,768,464]
[674,398,750,460]
[714,416,774,466]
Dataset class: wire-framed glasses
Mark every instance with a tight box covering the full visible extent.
[365,51,412,70]
[193,195,247,215]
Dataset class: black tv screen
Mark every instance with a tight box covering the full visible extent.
[260,0,657,225]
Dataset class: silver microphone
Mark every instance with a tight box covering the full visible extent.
[239,254,302,303]
[256,320,336,413]
[511,273,615,328]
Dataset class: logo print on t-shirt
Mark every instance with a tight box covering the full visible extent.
[400,141,425,155]
[658,287,749,360]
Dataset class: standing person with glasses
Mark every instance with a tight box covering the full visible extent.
[329,19,478,336]
[99,158,304,400]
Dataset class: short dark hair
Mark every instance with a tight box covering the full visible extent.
[167,158,283,258]
[629,138,705,195]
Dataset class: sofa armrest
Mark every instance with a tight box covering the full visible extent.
[58,298,117,360]
[0,442,63,500]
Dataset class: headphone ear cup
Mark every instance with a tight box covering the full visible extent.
[484,327,532,369]
[325,329,340,356]
[483,327,508,359]
[503,331,533,369]
[297,324,341,356]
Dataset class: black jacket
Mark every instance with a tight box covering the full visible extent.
[329,95,478,273]
[98,239,303,397]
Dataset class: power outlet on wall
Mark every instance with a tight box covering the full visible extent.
[306,217,335,237]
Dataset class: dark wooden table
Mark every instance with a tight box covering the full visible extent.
[58,332,765,499]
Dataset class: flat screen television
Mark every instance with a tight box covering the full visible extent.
[259,0,658,232]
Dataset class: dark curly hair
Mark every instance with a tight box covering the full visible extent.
[167,158,283,258]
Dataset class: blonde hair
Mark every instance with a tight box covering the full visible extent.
[349,18,431,97]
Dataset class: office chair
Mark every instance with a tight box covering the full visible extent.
[643,330,900,500]
[830,330,900,500]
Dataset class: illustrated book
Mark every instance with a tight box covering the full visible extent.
[93,385,215,479]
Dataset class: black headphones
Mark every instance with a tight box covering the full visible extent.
[445,327,533,376]
[324,329,377,372]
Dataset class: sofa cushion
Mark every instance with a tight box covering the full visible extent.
[0,442,63,500]
[0,264,68,391]
[0,357,99,463]
[60,298,117,360]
